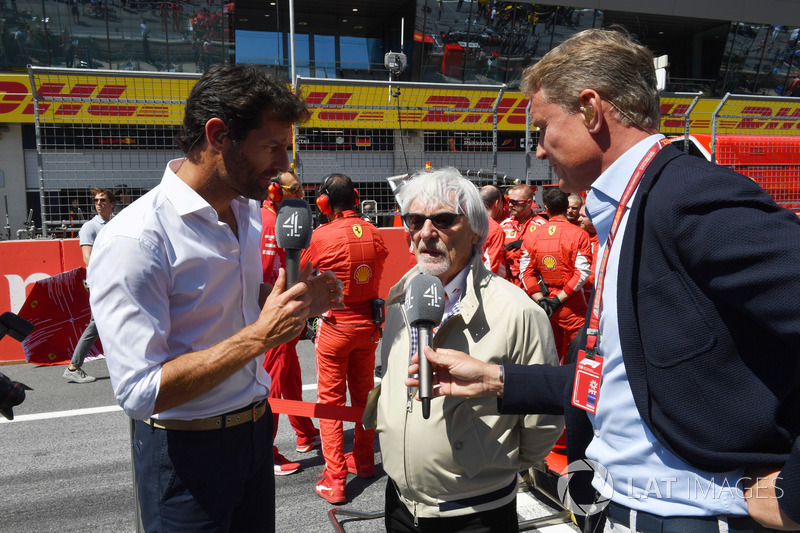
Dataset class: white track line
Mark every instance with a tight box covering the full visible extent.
[0,404,123,423]
[3,378,381,423]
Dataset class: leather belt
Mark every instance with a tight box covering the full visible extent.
[606,501,772,533]
[143,399,267,431]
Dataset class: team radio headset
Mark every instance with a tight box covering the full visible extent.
[315,173,360,216]
[314,174,385,335]
[267,176,285,204]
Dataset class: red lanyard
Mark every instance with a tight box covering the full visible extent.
[584,138,670,358]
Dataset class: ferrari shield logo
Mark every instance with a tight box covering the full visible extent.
[352,224,363,238]
[549,226,557,236]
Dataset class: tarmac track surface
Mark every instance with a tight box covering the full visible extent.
[0,338,575,533]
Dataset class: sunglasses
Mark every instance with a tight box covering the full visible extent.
[507,198,531,207]
[402,212,462,232]
[281,184,302,194]
[94,198,108,204]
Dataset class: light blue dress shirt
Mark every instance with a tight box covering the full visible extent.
[583,134,748,517]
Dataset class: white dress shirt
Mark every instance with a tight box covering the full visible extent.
[88,159,269,420]
[584,135,748,517]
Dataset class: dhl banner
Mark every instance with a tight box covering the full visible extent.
[660,97,800,135]
[0,73,193,125]
[301,83,528,131]
[2,73,798,133]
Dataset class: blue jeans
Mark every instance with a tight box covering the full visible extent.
[133,404,275,532]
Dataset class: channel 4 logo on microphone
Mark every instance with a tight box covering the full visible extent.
[280,211,304,238]
[422,281,443,308]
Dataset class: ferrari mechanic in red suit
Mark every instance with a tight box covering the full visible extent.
[301,173,389,504]
[500,184,546,287]
[521,187,592,364]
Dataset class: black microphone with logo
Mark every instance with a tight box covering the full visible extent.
[275,198,313,288]
[405,274,445,419]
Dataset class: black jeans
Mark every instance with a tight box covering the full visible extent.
[133,405,275,532]
[384,478,519,533]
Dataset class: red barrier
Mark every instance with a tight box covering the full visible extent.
[269,398,364,423]
[0,239,84,362]
[0,228,412,363]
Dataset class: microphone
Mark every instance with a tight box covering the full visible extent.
[405,274,445,419]
[0,312,34,421]
[275,199,313,288]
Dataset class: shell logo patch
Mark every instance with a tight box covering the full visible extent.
[548,226,557,236]
[504,228,517,238]
[354,264,372,283]
[352,224,363,238]
[542,255,557,270]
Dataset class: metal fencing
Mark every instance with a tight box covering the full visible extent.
[711,94,800,211]
[24,66,800,235]
[27,66,197,237]
[292,77,511,224]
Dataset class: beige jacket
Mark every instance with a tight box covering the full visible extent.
[374,254,564,519]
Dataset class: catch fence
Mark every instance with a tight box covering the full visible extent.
[24,66,800,236]
[27,66,196,237]
[712,94,800,211]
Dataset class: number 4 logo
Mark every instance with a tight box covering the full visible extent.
[424,284,442,307]
[281,211,303,238]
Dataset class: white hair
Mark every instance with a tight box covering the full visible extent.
[398,167,488,254]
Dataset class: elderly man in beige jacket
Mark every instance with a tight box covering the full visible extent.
[373,167,563,532]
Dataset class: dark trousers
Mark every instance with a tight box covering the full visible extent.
[133,405,275,532]
[384,478,519,533]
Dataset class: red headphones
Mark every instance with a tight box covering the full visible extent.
[315,173,359,215]
[267,176,282,204]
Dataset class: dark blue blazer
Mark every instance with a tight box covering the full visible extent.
[501,144,800,522]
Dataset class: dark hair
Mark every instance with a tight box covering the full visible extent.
[91,187,116,203]
[176,64,310,159]
[542,187,568,215]
[321,173,356,213]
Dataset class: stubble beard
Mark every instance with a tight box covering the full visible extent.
[416,240,450,278]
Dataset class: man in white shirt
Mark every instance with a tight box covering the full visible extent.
[89,64,343,532]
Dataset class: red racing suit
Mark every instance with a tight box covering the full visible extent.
[583,233,599,304]
[301,210,389,477]
[260,202,318,455]
[520,215,592,364]
[482,217,507,277]
[500,214,547,287]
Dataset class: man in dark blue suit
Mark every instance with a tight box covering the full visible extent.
[407,28,800,533]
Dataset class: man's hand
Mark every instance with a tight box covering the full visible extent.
[300,262,344,317]
[744,468,800,530]
[404,346,502,398]
[251,268,311,350]
[537,296,562,318]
